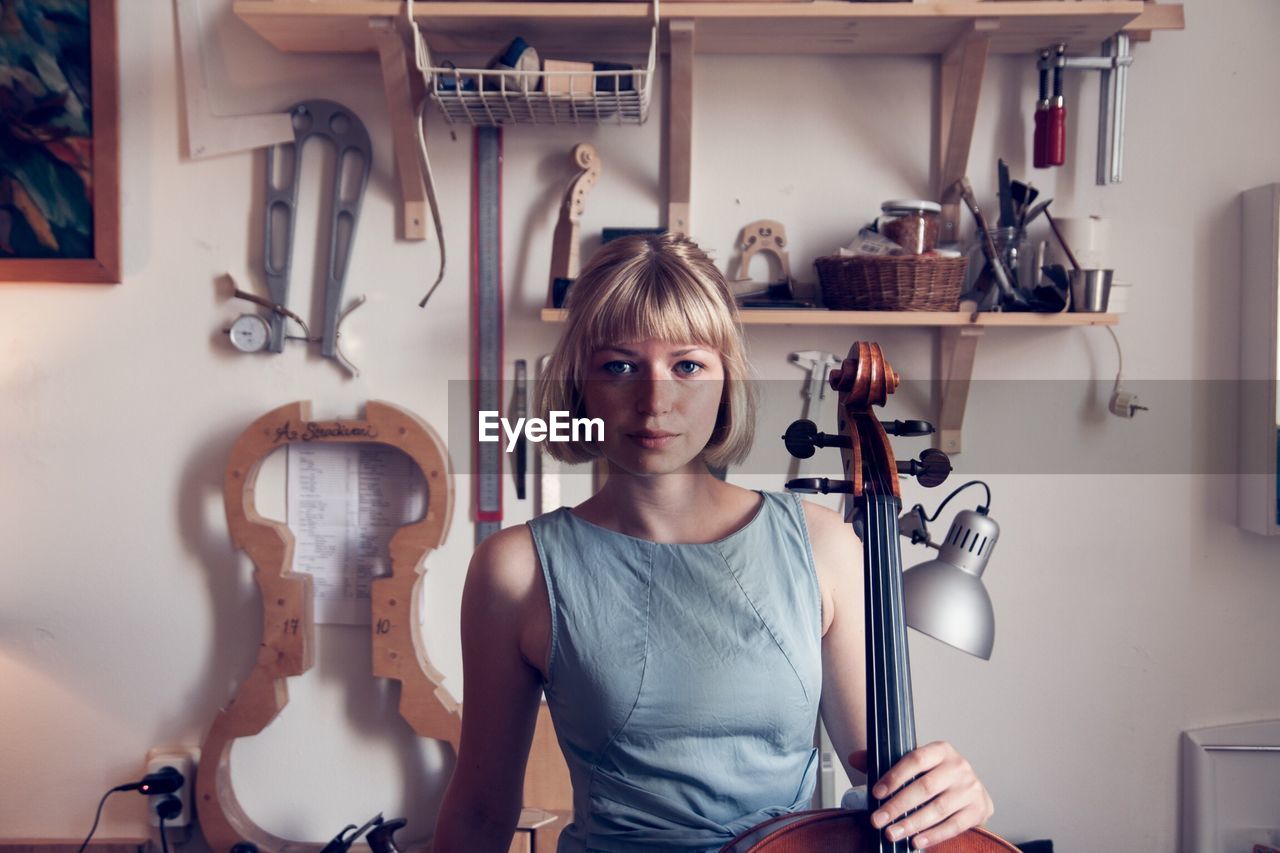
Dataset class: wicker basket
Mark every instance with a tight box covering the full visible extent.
[814,254,968,311]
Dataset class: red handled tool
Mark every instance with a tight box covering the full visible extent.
[1033,50,1051,168]
[1048,44,1067,167]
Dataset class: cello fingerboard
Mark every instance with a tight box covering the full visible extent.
[864,493,916,853]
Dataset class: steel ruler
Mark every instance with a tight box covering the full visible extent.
[473,126,504,546]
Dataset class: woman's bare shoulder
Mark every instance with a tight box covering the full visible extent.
[464,520,552,676]
[466,522,541,600]
[796,498,862,635]
[796,498,857,547]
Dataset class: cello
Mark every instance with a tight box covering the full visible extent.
[722,342,1018,853]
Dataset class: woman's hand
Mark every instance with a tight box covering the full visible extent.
[848,741,994,850]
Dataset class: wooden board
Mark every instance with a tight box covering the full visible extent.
[234,1,1182,57]
[197,401,458,852]
[542,307,1118,326]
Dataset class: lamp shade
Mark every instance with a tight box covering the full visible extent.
[902,508,999,659]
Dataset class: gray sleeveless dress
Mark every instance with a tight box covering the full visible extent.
[526,490,824,852]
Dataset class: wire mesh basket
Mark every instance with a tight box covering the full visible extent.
[423,10,657,126]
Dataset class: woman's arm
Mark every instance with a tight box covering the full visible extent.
[803,500,994,851]
[802,500,867,785]
[433,526,548,852]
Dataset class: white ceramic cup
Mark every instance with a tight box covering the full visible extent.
[1049,215,1111,270]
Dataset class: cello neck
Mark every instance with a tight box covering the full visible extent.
[862,492,917,791]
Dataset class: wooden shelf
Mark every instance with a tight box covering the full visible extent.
[234,1,1184,57]
[540,307,1118,326]
[231,0,1171,452]
[542,305,1117,453]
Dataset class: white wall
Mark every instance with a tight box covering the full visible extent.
[2,0,1279,849]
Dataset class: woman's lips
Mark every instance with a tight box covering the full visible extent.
[627,431,678,449]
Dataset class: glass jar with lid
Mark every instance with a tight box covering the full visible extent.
[877,199,942,255]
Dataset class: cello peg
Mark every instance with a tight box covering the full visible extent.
[881,419,935,437]
[896,448,952,488]
[784,477,855,495]
[782,419,852,459]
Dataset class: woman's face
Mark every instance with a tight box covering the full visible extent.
[581,338,726,477]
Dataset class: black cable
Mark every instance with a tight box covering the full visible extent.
[156,796,182,853]
[159,811,170,853]
[77,784,132,853]
[924,479,992,522]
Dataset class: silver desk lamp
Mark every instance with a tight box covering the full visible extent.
[898,481,1000,660]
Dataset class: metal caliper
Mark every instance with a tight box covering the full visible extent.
[226,100,372,376]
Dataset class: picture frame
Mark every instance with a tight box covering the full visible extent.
[0,0,120,284]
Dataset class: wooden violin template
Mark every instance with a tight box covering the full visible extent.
[722,342,1016,853]
[197,401,460,851]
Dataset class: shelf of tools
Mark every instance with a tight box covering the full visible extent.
[234,0,1184,451]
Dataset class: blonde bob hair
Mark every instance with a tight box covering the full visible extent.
[535,233,756,468]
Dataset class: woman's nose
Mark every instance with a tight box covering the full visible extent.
[635,378,675,414]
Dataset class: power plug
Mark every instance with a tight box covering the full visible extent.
[1109,388,1148,418]
[145,748,199,829]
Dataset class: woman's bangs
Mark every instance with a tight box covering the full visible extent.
[583,274,729,356]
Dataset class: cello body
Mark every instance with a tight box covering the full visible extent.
[722,808,1018,851]
[722,342,1017,853]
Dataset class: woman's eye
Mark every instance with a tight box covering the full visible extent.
[675,360,704,376]
[602,361,635,376]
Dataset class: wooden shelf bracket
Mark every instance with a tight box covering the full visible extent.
[373,17,430,241]
[933,324,985,454]
[665,19,695,234]
[935,21,995,244]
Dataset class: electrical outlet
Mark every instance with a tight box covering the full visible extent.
[145,747,199,829]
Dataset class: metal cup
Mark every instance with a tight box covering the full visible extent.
[1069,268,1114,312]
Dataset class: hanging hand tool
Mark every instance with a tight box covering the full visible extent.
[1047,44,1067,167]
[1032,50,1051,169]
[224,101,370,376]
[266,101,370,366]
[511,359,528,500]
[473,126,505,546]
[534,354,561,515]
[1035,38,1134,183]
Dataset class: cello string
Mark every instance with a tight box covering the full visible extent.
[877,498,902,853]
[879,498,899,853]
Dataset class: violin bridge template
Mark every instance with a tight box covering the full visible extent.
[197,400,459,852]
[731,219,793,299]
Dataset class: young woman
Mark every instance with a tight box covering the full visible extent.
[433,234,993,852]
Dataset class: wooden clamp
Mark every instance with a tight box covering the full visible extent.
[197,400,459,851]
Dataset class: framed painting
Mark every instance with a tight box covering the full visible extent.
[0,0,120,283]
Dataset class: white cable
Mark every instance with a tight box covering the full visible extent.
[1105,325,1123,390]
